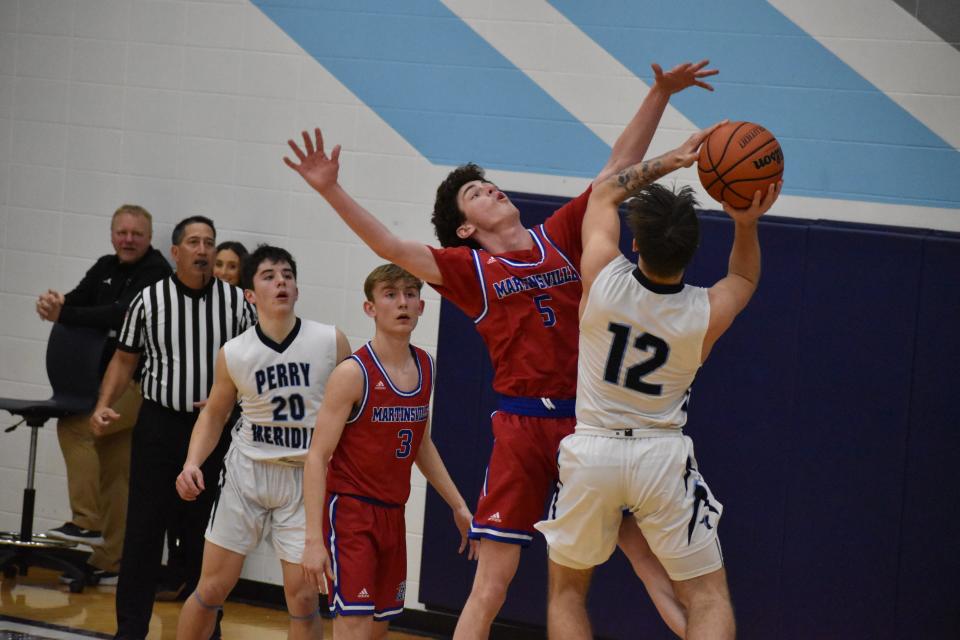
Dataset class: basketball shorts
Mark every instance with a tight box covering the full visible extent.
[205,444,305,564]
[323,493,406,620]
[535,428,724,581]
[470,411,576,546]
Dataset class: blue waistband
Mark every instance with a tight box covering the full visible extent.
[497,395,576,418]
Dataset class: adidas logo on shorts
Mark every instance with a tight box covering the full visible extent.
[487,257,496,264]
[489,512,502,523]
[375,381,386,390]
[358,587,370,599]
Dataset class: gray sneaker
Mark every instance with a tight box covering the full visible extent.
[46,522,105,546]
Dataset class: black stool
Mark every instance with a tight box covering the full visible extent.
[0,323,108,593]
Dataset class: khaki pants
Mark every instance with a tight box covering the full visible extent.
[56,383,141,572]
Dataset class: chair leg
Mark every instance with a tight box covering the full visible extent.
[0,424,89,593]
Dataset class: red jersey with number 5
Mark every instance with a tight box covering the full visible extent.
[429,188,590,399]
[326,342,434,506]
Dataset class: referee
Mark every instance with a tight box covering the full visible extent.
[91,215,256,640]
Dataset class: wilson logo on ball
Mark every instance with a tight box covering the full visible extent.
[753,148,783,170]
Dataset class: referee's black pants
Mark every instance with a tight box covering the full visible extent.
[114,399,229,639]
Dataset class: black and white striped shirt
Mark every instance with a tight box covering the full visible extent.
[117,275,256,412]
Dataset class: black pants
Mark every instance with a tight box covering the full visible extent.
[115,399,230,639]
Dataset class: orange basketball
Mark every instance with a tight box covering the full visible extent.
[697,121,784,208]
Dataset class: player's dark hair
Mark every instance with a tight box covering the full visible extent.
[364,263,423,301]
[624,184,700,278]
[431,163,486,249]
[171,215,216,246]
[241,244,298,290]
[216,240,249,260]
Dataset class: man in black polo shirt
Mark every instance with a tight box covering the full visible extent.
[37,204,170,584]
[91,216,255,640]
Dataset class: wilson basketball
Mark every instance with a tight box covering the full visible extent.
[697,121,784,208]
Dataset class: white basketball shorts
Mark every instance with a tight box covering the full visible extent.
[535,427,724,581]
[206,444,306,564]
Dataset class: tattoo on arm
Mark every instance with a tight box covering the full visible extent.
[614,159,666,197]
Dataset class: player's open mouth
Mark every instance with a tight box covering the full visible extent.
[194,260,208,267]
[397,314,410,320]
[496,192,506,200]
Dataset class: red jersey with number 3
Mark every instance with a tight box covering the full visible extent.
[430,188,590,399]
[326,342,434,506]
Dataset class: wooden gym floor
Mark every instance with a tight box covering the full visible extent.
[0,569,428,639]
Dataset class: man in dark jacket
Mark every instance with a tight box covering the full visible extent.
[36,204,171,584]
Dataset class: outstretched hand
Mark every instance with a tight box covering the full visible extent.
[723,181,783,224]
[652,59,718,95]
[673,120,728,168]
[283,128,342,196]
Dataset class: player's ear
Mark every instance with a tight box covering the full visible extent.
[456,223,475,240]
[243,288,256,306]
[632,238,639,253]
[170,244,180,262]
[362,299,376,318]
[417,299,425,316]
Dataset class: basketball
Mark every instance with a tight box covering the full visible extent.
[697,121,784,208]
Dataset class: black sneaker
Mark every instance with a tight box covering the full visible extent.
[93,569,119,586]
[46,522,105,546]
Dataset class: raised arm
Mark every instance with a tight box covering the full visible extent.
[581,124,721,302]
[595,60,718,185]
[415,433,476,560]
[701,182,781,362]
[301,359,364,592]
[284,128,442,285]
[175,349,239,501]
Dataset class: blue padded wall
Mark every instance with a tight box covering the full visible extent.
[421,195,960,639]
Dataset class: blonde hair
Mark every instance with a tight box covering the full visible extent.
[363,264,423,301]
[112,204,153,234]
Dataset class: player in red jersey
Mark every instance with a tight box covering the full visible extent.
[301,264,474,639]
[286,61,717,638]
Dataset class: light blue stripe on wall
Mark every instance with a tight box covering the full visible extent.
[550,0,960,209]
[252,0,610,176]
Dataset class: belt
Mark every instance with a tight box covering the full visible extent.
[497,395,576,418]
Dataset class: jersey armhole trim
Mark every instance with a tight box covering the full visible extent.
[538,223,581,278]
[471,249,489,324]
[345,355,367,424]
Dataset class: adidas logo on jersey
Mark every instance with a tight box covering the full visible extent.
[487,256,496,264]
[375,381,386,391]
[489,512,502,523]
[357,587,370,599]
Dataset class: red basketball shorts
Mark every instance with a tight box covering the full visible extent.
[469,411,575,546]
[323,493,406,620]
